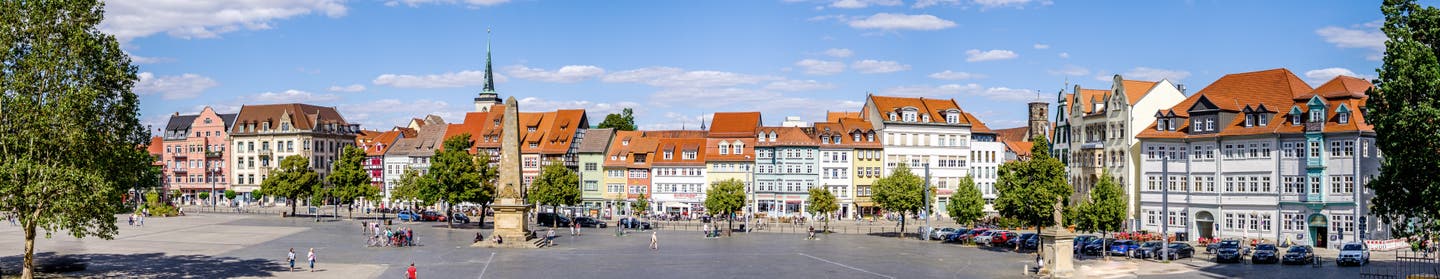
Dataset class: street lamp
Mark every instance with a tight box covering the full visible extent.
[922,162,931,240]
[210,165,221,211]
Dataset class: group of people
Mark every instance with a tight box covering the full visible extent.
[127,210,147,226]
[364,222,416,247]
[285,248,316,272]
[473,232,504,245]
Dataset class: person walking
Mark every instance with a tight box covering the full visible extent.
[286,248,296,271]
[407,263,418,279]
[307,248,316,272]
[571,221,579,236]
[649,231,658,250]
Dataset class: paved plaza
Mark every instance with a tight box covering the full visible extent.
[0,211,1431,278]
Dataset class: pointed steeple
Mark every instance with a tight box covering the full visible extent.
[474,27,501,112]
[482,28,496,93]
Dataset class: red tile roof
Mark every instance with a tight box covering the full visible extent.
[826,111,862,122]
[865,95,971,125]
[146,136,164,156]
[961,112,992,133]
[1137,70,1369,139]
[813,117,882,149]
[652,137,708,166]
[993,126,1029,143]
[1074,89,1110,114]
[1004,141,1033,158]
[358,130,402,156]
[756,126,818,147]
[1301,75,1371,100]
[230,103,350,134]
[708,112,762,138]
[1121,80,1159,105]
[605,130,658,168]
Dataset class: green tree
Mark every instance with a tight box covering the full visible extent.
[873,164,930,238]
[1073,171,1127,260]
[262,156,320,216]
[0,1,154,276]
[328,145,377,219]
[391,168,434,211]
[199,192,211,203]
[806,187,839,233]
[596,108,637,131]
[946,176,985,228]
[528,161,580,227]
[461,152,497,228]
[706,179,748,236]
[994,136,1072,239]
[632,194,650,216]
[426,134,485,228]
[224,189,238,202]
[1369,0,1440,244]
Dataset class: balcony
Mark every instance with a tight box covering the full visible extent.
[1081,141,1104,150]
[172,152,187,158]
[172,167,189,173]
[258,149,273,157]
[1304,122,1323,133]
[205,151,224,158]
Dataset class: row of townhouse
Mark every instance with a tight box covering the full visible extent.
[158,103,362,205]
[1135,68,1385,249]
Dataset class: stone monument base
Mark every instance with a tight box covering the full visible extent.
[490,201,533,246]
[1039,226,1076,278]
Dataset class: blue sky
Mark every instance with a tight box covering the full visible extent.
[113,0,1386,132]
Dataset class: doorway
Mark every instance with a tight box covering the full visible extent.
[1196,211,1215,239]
[1308,214,1329,249]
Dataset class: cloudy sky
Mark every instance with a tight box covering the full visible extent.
[118,0,1384,132]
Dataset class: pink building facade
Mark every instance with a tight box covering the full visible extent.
[160,106,237,205]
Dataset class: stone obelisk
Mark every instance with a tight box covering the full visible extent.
[490,96,532,243]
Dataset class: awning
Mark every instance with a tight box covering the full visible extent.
[854,201,876,207]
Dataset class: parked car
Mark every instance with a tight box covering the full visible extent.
[930,227,957,240]
[1081,238,1111,256]
[1336,242,1370,266]
[958,228,989,243]
[396,211,421,222]
[1108,240,1140,257]
[1214,240,1245,263]
[1162,243,1195,260]
[973,231,997,244]
[943,229,972,242]
[1009,233,1035,248]
[990,231,1017,246]
[1022,233,1040,250]
[449,212,471,224]
[1073,235,1098,253]
[1251,244,1280,264]
[420,211,447,222]
[1133,241,1165,259]
[1282,245,1316,265]
[618,217,650,230]
[574,216,608,228]
[537,213,571,227]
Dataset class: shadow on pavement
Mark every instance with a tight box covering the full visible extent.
[0,252,286,278]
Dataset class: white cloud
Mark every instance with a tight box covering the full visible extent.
[134,72,218,100]
[965,49,1019,62]
[372,70,507,88]
[253,89,340,103]
[100,0,347,42]
[1304,67,1366,84]
[974,0,1041,9]
[516,97,639,116]
[830,0,902,9]
[1122,67,1191,82]
[912,0,960,8]
[384,0,511,7]
[822,48,854,58]
[795,59,847,75]
[327,84,366,92]
[765,80,836,91]
[129,54,173,64]
[1316,20,1386,60]
[504,65,606,83]
[338,99,456,128]
[603,67,778,88]
[928,70,986,80]
[851,60,911,74]
[882,83,1037,101]
[1058,52,1070,59]
[1047,65,1090,76]
[848,13,956,31]
[1033,43,1050,49]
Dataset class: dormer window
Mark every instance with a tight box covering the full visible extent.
[920,114,930,122]
[1205,118,1214,131]
[1156,118,1166,131]
[821,136,830,144]
[733,142,744,154]
[664,151,673,160]
[902,111,917,122]
[867,133,875,142]
[833,136,841,144]
[622,139,630,146]
[1309,109,1324,123]
[1167,119,1176,131]
[946,113,958,124]
[853,134,861,142]
[769,131,777,141]
[1258,113,1270,126]
[1291,113,1302,126]
[719,142,729,155]
[1193,119,1202,131]
[888,112,898,121]
[1338,111,1350,124]
[1244,114,1255,127]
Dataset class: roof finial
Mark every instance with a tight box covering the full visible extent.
[483,26,496,93]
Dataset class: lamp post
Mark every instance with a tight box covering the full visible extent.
[923,162,931,240]
[1161,152,1170,261]
[210,165,221,211]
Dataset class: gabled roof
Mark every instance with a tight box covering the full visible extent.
[826,111,862,122]
[652,137,708,166]
[813,117,882,149]
[962,112,992,133]
[1302,75,1371,100]
[1004,141,1033,159]
[866,95,970,125]
[164,114,198,132]
[577,128,615,153]
[1120,79,1159,105]
[146,136,164,155]
[1137,70,1371,140]
[993,126,1029,143]
[755,126,818,147]
[604,130,658,168]
[230,103,351,134]
[358,130,403,156]
[708,112,762,138]
[1163,68,1312,117]
[386,117,447,157]
[1074,89,1110,114]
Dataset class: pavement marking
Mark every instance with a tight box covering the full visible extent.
[798,253,895,279]
[478,252,496,279]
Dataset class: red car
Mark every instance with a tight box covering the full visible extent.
[959,228,988,242]
[990,231,1017,245]
[420,211,447,222]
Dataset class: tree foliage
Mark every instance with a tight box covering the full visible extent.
[994,136,1072,233]
[706,179,747,236]
[946,176,985,227]
[224,189,238,201]
[528,160,580,226]
[0,1,154,276]
[1369,0,1440,242]
[428,134,486,228]
[328,145,377,219]
[873,164,930,238]
[1073,171,1127,259]
[391,168,432,208]
[262,155,320,216]
[632,193,649,215]
[806,187,839,233]
[596,108,637,131]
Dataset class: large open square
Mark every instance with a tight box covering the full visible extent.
[0,212,1430,278]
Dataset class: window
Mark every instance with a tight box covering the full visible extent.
[734,143,743,154]
[1310,109,1324,123]
[585,163,598,171]
[1339,111,1350,124]
[1205,118,1215,131]
[1259,113,1270,126]
[1309,141,1321,158]
[663,151,673,160]
[683,151,697,160]
[1291,113,1302,125]
[1245,114,1255,127]
[1310,176,1321,194]
[902,111,917,122]
[946,113,958,124]
[584,181,598,191]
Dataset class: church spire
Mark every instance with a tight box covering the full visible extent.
[483,27,496,93]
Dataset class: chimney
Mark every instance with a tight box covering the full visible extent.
[1177,84,1187,95]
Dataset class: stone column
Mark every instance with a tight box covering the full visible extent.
[491,97,532,242]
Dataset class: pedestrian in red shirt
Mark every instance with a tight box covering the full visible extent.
[407,263,417,279]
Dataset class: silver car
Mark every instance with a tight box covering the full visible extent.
[1336,242,1370,266]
